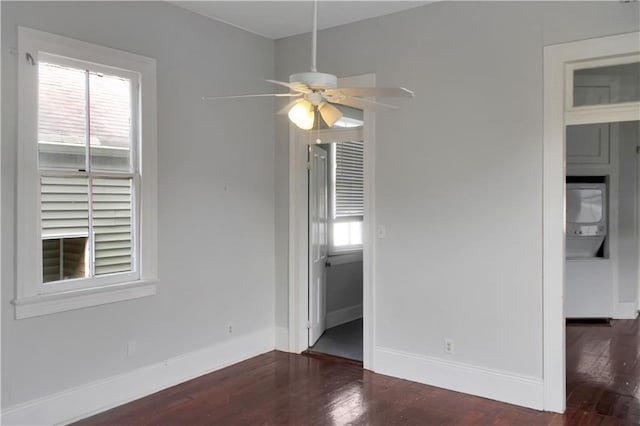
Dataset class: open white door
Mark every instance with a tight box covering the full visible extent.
[308,144,328,346]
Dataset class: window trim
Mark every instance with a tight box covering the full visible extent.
[15,27,158,319]
[37,57,140,291]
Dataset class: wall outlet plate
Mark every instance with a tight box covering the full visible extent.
[444,338,454,355]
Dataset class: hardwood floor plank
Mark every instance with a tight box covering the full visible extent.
[76,317,640,425]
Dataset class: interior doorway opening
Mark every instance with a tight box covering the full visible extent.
[564,119,640,417]
[306,126,365,363]
[543,33,640,413]
[565,120,639,320]
[288,73,376,369]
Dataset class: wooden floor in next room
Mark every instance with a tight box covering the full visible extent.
[77,316,640,425]
[566,317,640,422]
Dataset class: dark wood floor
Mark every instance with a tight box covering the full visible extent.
[77,317,640,425]
[566,317,640,424]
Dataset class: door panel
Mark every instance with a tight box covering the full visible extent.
[309,145,328,346]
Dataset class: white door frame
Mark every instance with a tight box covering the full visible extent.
[543,32,640,413]
[288,73,376,369]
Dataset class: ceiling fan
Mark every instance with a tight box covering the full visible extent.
[203,0,414,130]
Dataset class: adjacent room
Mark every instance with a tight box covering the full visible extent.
[1,1,639,424]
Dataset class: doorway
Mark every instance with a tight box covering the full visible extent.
[307,128,365,363]
[543,33,640,412]
[288,74,376,369]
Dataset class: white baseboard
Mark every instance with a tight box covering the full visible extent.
[2,327,275,426]
[326,304,362,329]
[613,302,639,319]
[275,326,289,351]
[375,346,544,410]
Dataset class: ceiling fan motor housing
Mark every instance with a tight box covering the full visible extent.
[290,72,338,90]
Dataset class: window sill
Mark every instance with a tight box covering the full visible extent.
[12,280,157,319]
[327,251,363,266]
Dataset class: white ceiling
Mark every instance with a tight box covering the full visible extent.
[172,1,431,40]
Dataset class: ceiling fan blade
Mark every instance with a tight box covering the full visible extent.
[319,102,343,127]
[330,96,399,111]
[326,87,414,98]
[266,79,311,94]
[202,93,301,100]
[277,97,305,115]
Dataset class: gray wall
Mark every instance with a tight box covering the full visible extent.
[2,1,275,407]
[326,261,363,314]
[274,1,639,377]
[618,121,639,303]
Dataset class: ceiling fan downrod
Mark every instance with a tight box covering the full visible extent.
[311,0,318,73]
[289,0,337,91]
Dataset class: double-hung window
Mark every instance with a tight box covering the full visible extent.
[15,28,158,319]
[330,140,364,253]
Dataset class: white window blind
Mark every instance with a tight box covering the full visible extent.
[92,177,133,275]
[334,141,364,218]
[41,176,89,283]
[41,176,89,240]
[40,175,133,280]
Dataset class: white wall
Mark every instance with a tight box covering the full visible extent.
[274,0,639,385]
[2,1,275,409]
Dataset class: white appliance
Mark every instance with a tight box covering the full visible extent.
[565,181,612,318]
[566,183,607,258]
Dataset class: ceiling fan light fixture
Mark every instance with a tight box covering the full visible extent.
[318,102,343,127]
[288,100,315,130]
[203,0,414,125]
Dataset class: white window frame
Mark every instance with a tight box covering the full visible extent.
[14,27,158,319]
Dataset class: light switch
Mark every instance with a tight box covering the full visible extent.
[377,225,387,239]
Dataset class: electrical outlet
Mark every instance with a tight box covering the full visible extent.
[444,338,454,355]
[227,323,233,335]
